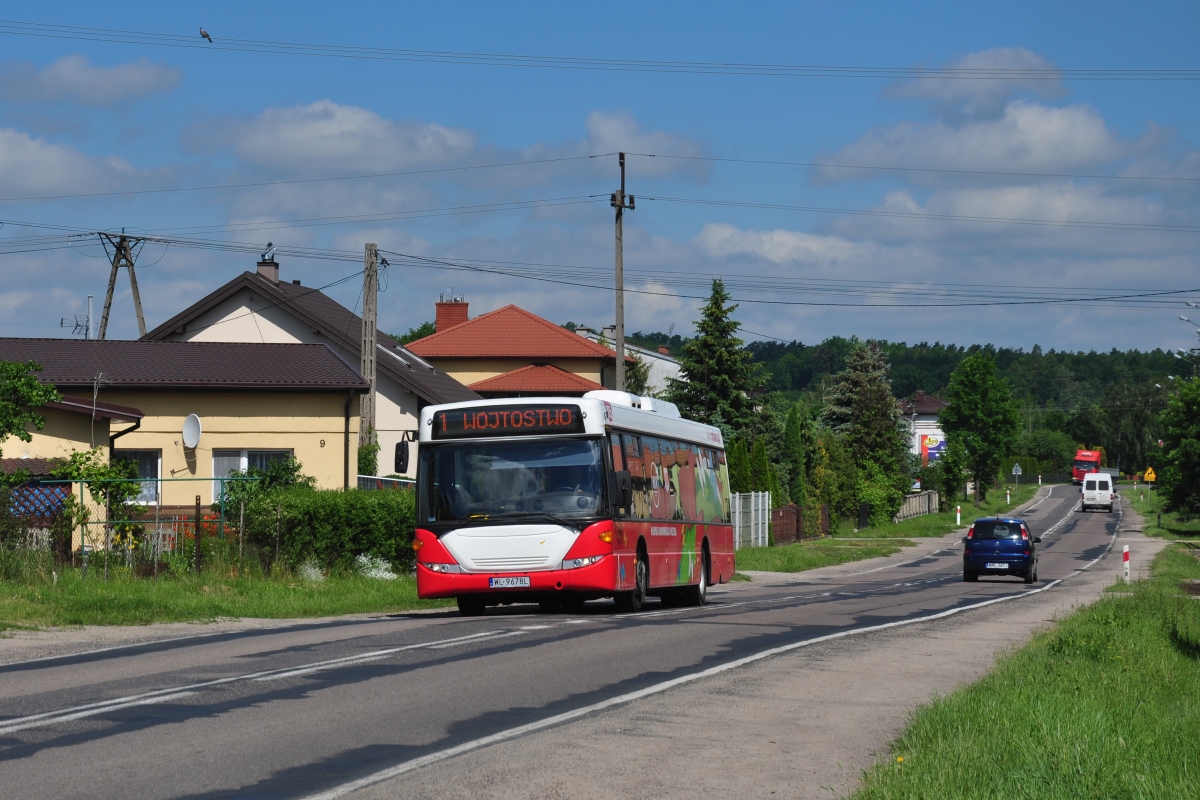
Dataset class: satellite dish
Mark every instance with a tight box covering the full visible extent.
[182,414,202,449]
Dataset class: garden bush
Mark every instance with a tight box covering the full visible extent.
[243,487,415,573]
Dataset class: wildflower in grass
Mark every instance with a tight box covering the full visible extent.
[298,560,324,582]
[354,554,397,580]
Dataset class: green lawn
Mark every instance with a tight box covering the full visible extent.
[735,538,911,573]
[852,542,1200,800]
[845,483,1044,540]
[1128,488,1200,540]
[0,568,450,631]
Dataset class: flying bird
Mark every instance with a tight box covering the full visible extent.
[200,27,213,43]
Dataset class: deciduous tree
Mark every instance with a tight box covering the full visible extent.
[940,354,1020,506]
[1158,377,1200,514]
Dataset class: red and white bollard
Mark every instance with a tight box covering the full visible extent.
[1123,545,1130,583]
[956,505,961,526]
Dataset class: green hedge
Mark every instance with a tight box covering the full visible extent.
[243,488,415,572]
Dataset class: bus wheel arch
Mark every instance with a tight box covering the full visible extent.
[615,540,650,613]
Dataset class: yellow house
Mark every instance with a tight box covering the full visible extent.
[0,338,367,508]
[141,259,478,479]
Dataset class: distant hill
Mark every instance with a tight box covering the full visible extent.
[625,331,1178,408]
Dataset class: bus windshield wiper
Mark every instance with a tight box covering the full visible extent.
[488,511,582,529]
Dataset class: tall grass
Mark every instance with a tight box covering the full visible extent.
[852,543,1200,799]
[736,539,910,573]
[1129,488,1200,540]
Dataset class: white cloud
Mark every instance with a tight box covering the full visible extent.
[0,127,142,196]
[0,55,180,106]
[223,100,477,175]
[887,47,1065,122]
[693,222,868,266]
[817,101,1127,185]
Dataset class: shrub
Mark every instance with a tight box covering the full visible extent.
[245,487,415,572]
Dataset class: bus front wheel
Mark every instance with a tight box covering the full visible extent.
[615,549,649,613]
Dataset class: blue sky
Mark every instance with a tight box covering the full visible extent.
[2,1,1199,356]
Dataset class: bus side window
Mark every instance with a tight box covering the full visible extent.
[609,433,624,472]
[622,434,650,519]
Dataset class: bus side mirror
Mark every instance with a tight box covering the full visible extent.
[613,470,632,513]
[395,441,409,474]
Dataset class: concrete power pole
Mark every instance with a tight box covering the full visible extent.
[97,232,147,339]
[360,243,379,452]
[610,152,635,392]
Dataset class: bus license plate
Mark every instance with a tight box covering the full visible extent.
[985,562,1007,570]
[489,577,530,588]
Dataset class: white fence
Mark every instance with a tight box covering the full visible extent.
[893,490,940,523]
[731,491,771,549]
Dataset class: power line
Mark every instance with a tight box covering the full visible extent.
[379,248,1199,308]
[0,154,614,204]
[2,19,1198,81]
[627,153,1200,184]
[640,195,1200,234]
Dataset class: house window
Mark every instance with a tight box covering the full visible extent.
[113,449,161,505]
[213,449,292,500]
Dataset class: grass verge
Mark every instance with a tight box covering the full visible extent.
[1128,488,1200,540]
[0,568,449,631]
[736,538,912,573]
[844,482,1044,540]
[852,542,1200,800]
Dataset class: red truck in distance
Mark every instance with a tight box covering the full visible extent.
[1073,450,1102,484]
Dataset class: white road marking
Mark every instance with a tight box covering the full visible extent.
[0,630,521,733]
[302,571,1099,800]
[427,631,525,649]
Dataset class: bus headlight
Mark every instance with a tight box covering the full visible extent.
[562,555,604,570]
[423,562,462,573]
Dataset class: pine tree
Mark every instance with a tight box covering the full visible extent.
[783,403,809,505]
[667,279,762,428]
[727,438,752,493]
[749,438,780,503]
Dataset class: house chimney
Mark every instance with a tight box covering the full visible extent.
[257,242,279,283]
[657,346,671,356]
[435,291,468,331]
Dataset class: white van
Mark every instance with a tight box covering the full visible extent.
[1081,472,1116,513]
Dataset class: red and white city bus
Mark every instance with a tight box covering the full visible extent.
[413,391,735,616]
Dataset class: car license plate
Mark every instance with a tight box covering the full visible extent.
[488,576,530,588]
[985,562,1007,570]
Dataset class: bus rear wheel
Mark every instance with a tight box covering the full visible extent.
[615,549,649,613]
[457,595,487,617]
[683,548,709,607]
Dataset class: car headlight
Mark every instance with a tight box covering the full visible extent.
[423,562,462,573]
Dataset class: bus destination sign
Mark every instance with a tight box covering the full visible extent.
[432,404,585,439]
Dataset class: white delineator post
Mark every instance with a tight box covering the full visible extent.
[956,505,961,526]
[1038,475,1042,485]
[1006,489,1011,504]
[1123,545,1130,583]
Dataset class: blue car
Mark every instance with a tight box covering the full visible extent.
[962,516,1041,583]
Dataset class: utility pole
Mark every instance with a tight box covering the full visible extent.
[98,231,147,339]
[610,153,635,392]
[359,243,379,454]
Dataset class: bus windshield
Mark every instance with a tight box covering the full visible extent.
[419,438,606,526]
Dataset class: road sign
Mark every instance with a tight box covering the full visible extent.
[1143,466,1156,483]
[1012,463,1023,476]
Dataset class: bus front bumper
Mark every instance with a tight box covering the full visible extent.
[416,555,619,600]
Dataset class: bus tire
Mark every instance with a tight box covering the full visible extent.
[615,547,649,613]
[683,545,709,607]
[457,595,487,617]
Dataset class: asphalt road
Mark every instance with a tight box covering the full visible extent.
[0,486,1119,799]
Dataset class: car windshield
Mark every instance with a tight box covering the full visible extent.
[419,438,606,525]
[973,521,1023,540]
[1074,459,1097,471]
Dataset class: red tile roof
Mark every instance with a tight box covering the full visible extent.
[48,394,143,422]
[468,364,604,394]
[0,457,58,477]
[407,305,618,360]
[900,391,949,415]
